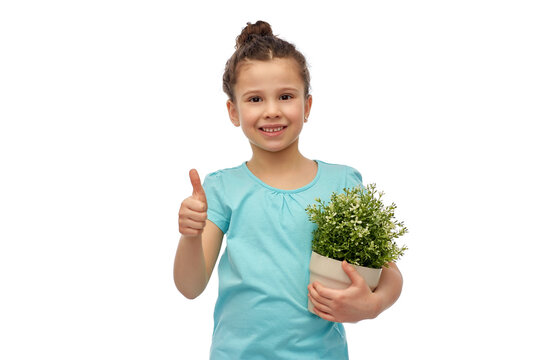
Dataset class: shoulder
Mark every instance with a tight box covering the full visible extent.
[202,163,249,194]
[316,160,362,178]
[204,163,244,182]
[316,160,363,187]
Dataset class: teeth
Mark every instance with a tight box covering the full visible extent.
[262,127,283,133]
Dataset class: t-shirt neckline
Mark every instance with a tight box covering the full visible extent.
[241,160,322,194]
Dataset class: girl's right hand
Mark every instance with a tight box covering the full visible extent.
[178,169,208,238]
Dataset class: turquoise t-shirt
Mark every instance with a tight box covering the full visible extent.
[203,160,363,360]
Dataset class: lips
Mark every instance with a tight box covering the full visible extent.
[261,126,284,133]
[259,125,287,136]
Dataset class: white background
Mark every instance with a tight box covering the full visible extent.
[1,0,539,359]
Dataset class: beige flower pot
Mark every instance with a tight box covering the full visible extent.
[308,251,382,314]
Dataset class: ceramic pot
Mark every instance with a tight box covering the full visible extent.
[308,251,382,314]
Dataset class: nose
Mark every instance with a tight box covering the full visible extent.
[263,99,281,119]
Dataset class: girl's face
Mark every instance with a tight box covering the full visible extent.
[227,57,312,155]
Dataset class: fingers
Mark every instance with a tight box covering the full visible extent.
[308,292,333,314]
[178,208,207,236]
[189,169,207,203]
[178,192,208,237]
[179,169,208,237]
[181,218,206,231]
[310,303,336,322]
[308,283,333,308]
[180,205,207,223]
[182,196,207,213]
[309,282,335,302]
[308,283,336,321]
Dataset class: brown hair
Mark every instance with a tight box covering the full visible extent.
[223,21,311,102]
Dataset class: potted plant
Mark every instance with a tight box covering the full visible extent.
[305,183,407,314]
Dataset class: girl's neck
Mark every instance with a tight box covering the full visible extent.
[247,140,305,172]
[246,141,317,190]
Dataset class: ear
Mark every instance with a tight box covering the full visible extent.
[304,95,313,123]
[227,99,240,127]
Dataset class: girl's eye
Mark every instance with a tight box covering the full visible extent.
[280,94,293,100]
[249,97,262,103]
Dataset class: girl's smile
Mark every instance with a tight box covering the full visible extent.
[259,124,287,136]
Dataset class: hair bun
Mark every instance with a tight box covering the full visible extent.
[235,21,274,49]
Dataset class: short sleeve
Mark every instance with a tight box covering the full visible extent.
[203,171,231,234]
[345,166,364,189]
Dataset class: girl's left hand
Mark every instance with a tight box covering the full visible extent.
[307,261,383,323]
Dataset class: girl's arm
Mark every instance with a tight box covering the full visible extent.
[308,261,403,323]
[173,221,223,299]
[372,262,403,315]
[173,169,224,299]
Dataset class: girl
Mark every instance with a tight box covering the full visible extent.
[174,21,403,359]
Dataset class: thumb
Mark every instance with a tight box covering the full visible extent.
[342,261,364,287]
[189,169,207,203]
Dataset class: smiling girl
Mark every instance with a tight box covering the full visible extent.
[174,21,403,359]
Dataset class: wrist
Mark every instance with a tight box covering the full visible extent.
[181,233,203,241]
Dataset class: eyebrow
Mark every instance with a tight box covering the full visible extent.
[240,87,301,97]
[279,87,301,93]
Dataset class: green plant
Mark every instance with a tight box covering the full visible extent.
[306,183,407,269]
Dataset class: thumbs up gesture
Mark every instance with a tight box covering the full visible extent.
[178,169,208,238]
